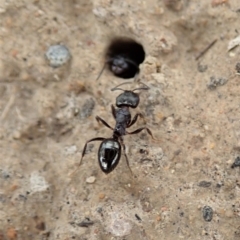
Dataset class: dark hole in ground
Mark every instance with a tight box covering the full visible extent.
[97,37,145,80]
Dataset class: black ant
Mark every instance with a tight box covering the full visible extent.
[96,37,145,80]
[78,82,155,174]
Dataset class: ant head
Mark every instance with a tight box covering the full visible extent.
[107,55,140,79]
[116,91,140,108]
[111,81,149,108]
[111,55,130,75]
[96,37,145,80]
[98,138,121,174]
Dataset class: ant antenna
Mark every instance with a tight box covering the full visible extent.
[111,81,133,92]
[132,82,149,92]
[123,58,139,69]
[96,62,106,81]
[111,81,149,92]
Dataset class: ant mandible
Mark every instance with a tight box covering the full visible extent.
[79,82,156,174]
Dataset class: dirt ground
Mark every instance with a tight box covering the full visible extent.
[0,0,240,239]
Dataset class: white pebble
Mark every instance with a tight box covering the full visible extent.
[30,171,49,192]
[45,45,71,68]
[86,176,96,183]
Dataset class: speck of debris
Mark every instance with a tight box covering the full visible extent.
[86,176,96,183]
[207,76,228,90]
[45,44,71,68]
[135,214,142,221]
[79,98,95,119]
[202,206,213,222]
[164,0,183,11]
[198,181,212,188]
[139,148,148,154]
[231,156,240,168]
[216,183,223,188]
[179,212,184,217]
[235,62,240,74]
[227,35,240,51]
[77,218,94,227]
[18,194,27,201]
[1,169,11,179]
[198,64,208,72]
[97,207,103,213]
[36,222,46,231]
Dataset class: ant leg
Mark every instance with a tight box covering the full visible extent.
[111,105,116,119]
[96,116,114,130]
[119,137,133,175]
[80,137,105,166]
[127,113,145,128]
[70,137,105,177]
[127,127,155,140]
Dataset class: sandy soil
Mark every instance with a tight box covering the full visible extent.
[0,0,240,239]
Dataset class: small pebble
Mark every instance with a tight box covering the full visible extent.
[232,156,240,168]
[212,0,228,7]
[99,193,105,199]
[197,64,208,73]
[12,130,21,139]
[79,98,95,119]
[10,184,18,191]
[108,218,132,237]
[235,62,240,73]
[198,181,211,188]
[202,206,213,222]
[86,176,96,183]
[164,0,183,11]
[30,172,49,192]
[36,222,45,231]
[45,45,71,68]
[7,227,17,240]
[207,76,228,90]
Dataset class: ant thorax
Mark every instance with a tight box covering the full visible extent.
[113,107,131,136]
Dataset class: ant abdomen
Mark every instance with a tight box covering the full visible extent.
[98,138,121,174]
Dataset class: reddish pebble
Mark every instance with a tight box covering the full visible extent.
[7,228,17,240]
